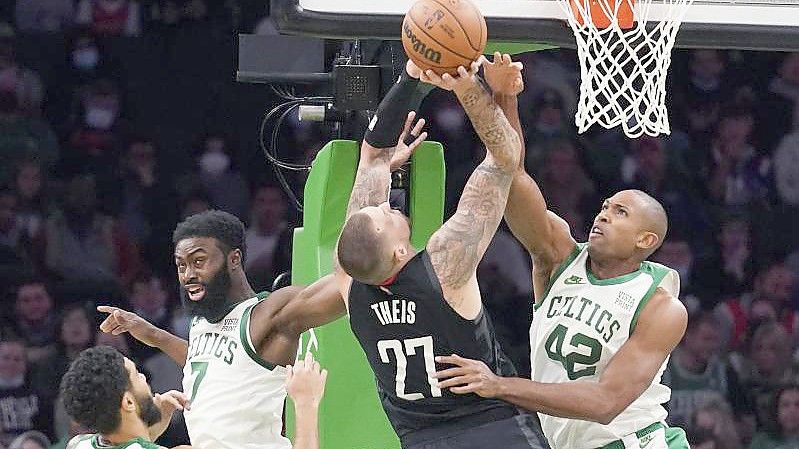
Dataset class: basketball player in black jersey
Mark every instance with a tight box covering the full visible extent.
[334,58,549,449]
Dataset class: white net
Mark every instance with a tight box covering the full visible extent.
[558,0,693,137]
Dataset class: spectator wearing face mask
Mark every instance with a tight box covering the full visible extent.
[75,0,142,37]
[177,133,249,219]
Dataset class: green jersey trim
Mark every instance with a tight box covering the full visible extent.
[89,435,161,449]
[240,292,277,370]
[595,422,665,449]
[586,263,644,286]
[629,263,671,335]
[535,243,582,311]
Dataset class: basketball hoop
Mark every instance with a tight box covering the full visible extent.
[559,0,693,138]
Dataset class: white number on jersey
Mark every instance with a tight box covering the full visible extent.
[377,336,442,400]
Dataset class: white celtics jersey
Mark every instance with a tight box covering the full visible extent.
[67,435,162,449]
[183,294,290,449]
[530,243,679,449]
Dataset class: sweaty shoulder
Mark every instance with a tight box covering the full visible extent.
[633,288,688,349]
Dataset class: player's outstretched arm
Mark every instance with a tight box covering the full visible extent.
[97,306,188,366]
[252,275,346,341]
[286,351,328,449]
[422,64,519,302]
[434,289,687,424]
[482,53,577,291]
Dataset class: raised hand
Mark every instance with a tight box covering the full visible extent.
[391,111,428,171]
[154,390,191,415]
[419,60,482,92]
[482,52,524,96]
[97,305,159,346]
[286,351,328,408]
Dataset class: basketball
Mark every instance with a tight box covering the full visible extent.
[401,0,487,76]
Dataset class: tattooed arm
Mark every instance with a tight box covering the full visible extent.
[482,53,577,301]
[421,65,521,316]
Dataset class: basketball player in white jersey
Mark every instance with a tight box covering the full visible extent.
[61,345,192,449]
[433,53,690,449]
[97,210,349,449]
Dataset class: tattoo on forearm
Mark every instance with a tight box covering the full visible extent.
[429,162,512,289]
[455,83,520,169]
[346,152,391,217]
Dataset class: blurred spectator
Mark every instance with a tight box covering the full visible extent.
[749,384,799,449]
[760,53,799,151]
[536,138,595,241]
[14,1,75,34]
[716,262,796,350]
[30,305,94,440]
[12,160,49,240]
[663,310,750,428]
[12,280,56,363]
[690,398,745,449]
[115,136,178,270]
[0,189,35,284]
[126,273,173,359]
[0,90,58,187]
[37,174,141,288]
[244,185,292,291]
[9,431,49,449]
[94,331,130,357]
[621,137,711,246]
[64,79,127,181]
[0,336,52,445]
[673,50,732,147]
[707,104,773,208]
[75,0,142,37]
[694,215,755,303]
[179,190,211,220]
[736,322,797,431]
[774,131,799,206]
[179,133,249,219]
[0,27,44,116]
[652,236,702,313]
[521,89,574,175]
[478,228,533,376]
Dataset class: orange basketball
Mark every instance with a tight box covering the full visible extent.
[569,0,635,29]
[401,0,487,76]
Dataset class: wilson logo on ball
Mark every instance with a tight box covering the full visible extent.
[403,22,442,64]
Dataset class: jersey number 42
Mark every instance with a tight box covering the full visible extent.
[378,336,442,400]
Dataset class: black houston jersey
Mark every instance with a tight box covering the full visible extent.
[348,251,518,442]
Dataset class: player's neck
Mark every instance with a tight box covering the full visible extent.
[102,420,151,446]
[587,255,642,280]
[228,275,257,303]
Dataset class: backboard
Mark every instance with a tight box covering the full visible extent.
[272,0,799,51]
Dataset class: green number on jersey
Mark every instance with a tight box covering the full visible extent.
[190,361,209,401]
[544,324,601,380]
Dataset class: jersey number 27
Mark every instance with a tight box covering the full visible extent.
[378,336,442,400]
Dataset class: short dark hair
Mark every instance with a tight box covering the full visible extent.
[60,346,131,434]
[337,213,392,284]
[173,210,246,261]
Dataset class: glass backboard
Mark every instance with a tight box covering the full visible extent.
[271,0,799,50]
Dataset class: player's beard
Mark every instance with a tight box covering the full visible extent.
[181,264,234,322]
[137,394,162,427]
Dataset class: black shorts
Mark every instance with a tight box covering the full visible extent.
[404,413,550,449]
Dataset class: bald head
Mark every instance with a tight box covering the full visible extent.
[337,212,394,284]
[626,189,668,253]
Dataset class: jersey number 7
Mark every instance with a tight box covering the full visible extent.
[378,336,442,400]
